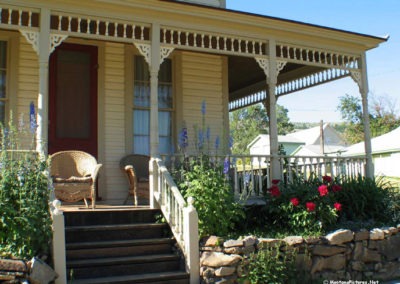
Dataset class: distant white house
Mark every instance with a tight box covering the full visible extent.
[343,127,400,177]
[248,123,347,157]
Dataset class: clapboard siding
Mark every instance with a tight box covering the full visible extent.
[180,51,225,154]
[103,42,127,201]
[17,37,39,148]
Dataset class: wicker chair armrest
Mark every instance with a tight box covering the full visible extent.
[91,164,102,180]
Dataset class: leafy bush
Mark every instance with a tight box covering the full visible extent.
[264,175,342,236]
[0,119,52,259]
[239,244,299,284]
[335,176,399,226]
[175,155,244,237]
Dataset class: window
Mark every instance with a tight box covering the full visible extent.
[0,41,7,124]
[132,56,173,155]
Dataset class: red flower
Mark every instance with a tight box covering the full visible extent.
[322,175,332,183]
[306,202,316,212]
[290,198,299,206]
[272,179,281,185]
[334,202,342,211]
[318,185,329,196]
[270,185,281,197]
[332,184,342,192]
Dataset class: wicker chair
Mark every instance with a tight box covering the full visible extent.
[50,151,102,209]
[119,154,150,206]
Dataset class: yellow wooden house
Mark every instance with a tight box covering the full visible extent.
[0,0,387,282]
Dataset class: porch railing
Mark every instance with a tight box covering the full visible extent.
[162,154,367,200]
[150,157,199,284]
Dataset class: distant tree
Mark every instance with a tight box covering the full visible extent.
[337,93,400,144]
[229,103,294,154]
[276,104,295,135]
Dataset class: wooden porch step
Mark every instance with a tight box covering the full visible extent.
[67,254,182,279]
[66,238,175,260]
[66,237,175,249]
[70,271,190,284]
[65,223,169,242]
[63,208,188,283]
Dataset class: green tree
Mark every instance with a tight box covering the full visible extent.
[229,103,294,154]
[337,94,400,144]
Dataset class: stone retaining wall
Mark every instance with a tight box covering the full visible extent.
[200,226,400,283]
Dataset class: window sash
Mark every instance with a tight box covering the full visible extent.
[132,56,173,155]
[0,41,7,125]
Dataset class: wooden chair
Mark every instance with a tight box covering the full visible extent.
[119,154,150,206]
[50,151,102,209]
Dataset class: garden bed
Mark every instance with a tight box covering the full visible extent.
[200,227,400,283]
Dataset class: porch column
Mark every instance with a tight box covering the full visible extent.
[267,39,280,180]
[359,53,374,178]
[37,8,51,157]
[150,23,161,157]
[148,24,161,209]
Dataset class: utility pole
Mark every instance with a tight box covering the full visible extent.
[320,120,325,155]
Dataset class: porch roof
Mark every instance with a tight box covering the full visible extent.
[2,0,388,111]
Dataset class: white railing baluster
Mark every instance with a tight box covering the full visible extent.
[18,10,22,26]
[68,16,71,32]
[8,9,12,25]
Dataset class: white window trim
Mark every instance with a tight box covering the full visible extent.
[125,45,176,155]
[0,32,18,125]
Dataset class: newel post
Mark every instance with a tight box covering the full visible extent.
[184,197,199,284]
[149,157,159,209]
[50,200,67,284]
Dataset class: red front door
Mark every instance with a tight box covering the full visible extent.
[49,43,98,158]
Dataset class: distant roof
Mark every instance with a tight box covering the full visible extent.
[247,134,303,149]
[287,124,333,145]
[343,127,400,156]
[293,144,347,157]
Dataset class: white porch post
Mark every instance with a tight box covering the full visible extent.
[359,53,374,178]
[149,23,161,209]
[37,8,51,157]
[150,23,160,157]
[267,39,280,180]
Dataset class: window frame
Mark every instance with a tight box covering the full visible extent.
[0,33,17,126]
[125,46,175,155]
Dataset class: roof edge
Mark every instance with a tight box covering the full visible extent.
[160,0,389,43]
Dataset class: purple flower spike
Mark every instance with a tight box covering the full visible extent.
[215,136,220,150]
[223,156,230,174]
[229,136,234,149]
[29,102,36,134]
[206,126,210,142]
[198,129,204,149]
[179,127,188,150]
[201,100,206,116]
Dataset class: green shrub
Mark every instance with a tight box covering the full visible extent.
[175,155,244,237]
[264,175,341,236]
[0,119,52,259]
[335,176,398,226]
[239,244,299,284]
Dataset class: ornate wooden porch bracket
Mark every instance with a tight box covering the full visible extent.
[134,43,175,67]
[160,46,174,65]
[350,70,362,91]
[134,42,151,65]
[19,30,67,55]
[255,56,269,76]
[254,56,287,78]
[50,34,68,54]
[19,30,39,55]
[276,60,288,74]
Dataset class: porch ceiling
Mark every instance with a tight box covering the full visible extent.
[228,56,326,104]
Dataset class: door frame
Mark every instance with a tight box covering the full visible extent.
[48,42,98,158]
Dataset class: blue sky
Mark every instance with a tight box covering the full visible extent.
[227,0,400,122]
